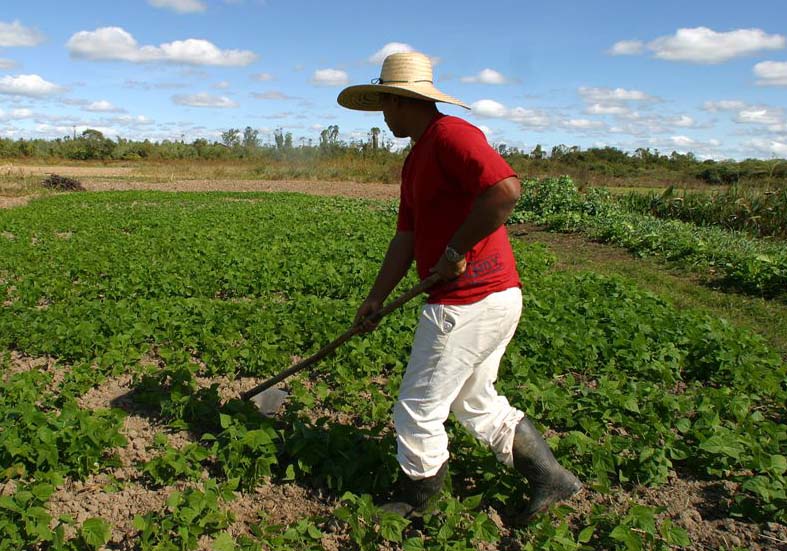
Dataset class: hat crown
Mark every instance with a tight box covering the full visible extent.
[337,50,468,111]
[379,52,433,84]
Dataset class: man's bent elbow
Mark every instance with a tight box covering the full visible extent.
[497,177,521,216]
[502,176,521,204]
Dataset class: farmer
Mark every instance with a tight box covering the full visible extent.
[337,51,582,520]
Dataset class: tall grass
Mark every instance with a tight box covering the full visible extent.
[619,185,787,239]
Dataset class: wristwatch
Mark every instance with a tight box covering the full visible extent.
[444,246,464,263]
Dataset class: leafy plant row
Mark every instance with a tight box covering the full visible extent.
[509,176,787,297]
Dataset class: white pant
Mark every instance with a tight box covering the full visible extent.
[394,287,525,479]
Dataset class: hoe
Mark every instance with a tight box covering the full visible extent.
[241,273,441,416]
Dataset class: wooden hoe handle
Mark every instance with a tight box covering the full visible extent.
[240,273,441,400]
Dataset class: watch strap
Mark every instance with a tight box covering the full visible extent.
[444,246,464,263]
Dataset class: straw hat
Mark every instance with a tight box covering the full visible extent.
[337,51,469,111]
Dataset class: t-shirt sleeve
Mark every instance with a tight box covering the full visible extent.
[435,123,517,195]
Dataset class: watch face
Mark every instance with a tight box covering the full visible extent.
[445,247,462,262]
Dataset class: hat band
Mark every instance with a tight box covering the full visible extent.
[371,78,433,84]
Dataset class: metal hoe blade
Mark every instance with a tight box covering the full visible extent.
[250,387,289,417]
[242,273,441,417]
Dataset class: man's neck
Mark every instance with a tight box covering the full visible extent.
[409,109,442,142]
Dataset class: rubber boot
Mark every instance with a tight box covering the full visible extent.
[379,461,448,517]
[513,418,582,521]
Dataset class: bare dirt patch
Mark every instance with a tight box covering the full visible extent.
[81,178,400,200]
[47,474,175,547]
[227,483,335,536]
[508,222,638,269]
[78,373,195,459]
[0,195,31,209]
[1,351,65,388]
[0,178,398,209]
[194,373,270,403]
[46,373,201,546]
[2,164,134,178]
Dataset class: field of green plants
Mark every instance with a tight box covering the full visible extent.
[510,177,787,299]
[1,189,786,550]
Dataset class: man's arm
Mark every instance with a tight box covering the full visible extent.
[431,176,521,279]
[355,231,415,331]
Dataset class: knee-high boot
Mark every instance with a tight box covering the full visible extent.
[513,418,582,520]
[379,461,448,517]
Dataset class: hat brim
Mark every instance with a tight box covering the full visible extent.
[337,83,469,111]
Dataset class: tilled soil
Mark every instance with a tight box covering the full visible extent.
[44,370,356,550]
[48,369,784,551]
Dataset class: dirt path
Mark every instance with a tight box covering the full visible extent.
[81,179,400,200]
[0,196,31,209]
[0,177,400,210]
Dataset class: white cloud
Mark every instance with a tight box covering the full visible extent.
[746,138,787,156]
[470,99,550,128]
[0,108,34,120]
[471,99,508,118]
[560,119,606,130]
[67,27,257,66]
[172,93,238,108]
[311,68,348,87]
[369,42,415,64]
[703,100,747,112]
[585,103,631,116]
[648,27,784,64]
[107,114,154,126]
[0,74,62,97]
[604,114,701,137]
[669,135,696,147]
[124,79,188,90]
[754,61,787,86]
[671,115,696,128]
[639,136,724,158]
[148,0,207,13]
[460,68,509,84]
[0,58,16,70]
[578,86,655,103]
[84,100,123,113]
[574,86,694,136]
[252,90,294,100]
[213,81,230,89]
[578,87,656,125]
[735,106,784,126]
[252,72,274,81]
[702,100,785,133]
[608,40,644,56]
[0,20,45,47]
[508,107,549,127]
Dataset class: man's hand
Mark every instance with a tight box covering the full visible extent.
[430,253,467,281]
[355,298,382,333]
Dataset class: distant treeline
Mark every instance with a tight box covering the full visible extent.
[2,127,785,188]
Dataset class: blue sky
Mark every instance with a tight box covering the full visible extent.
[1,0,786,159]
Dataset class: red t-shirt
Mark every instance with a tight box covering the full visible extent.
[397,114,522,305]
